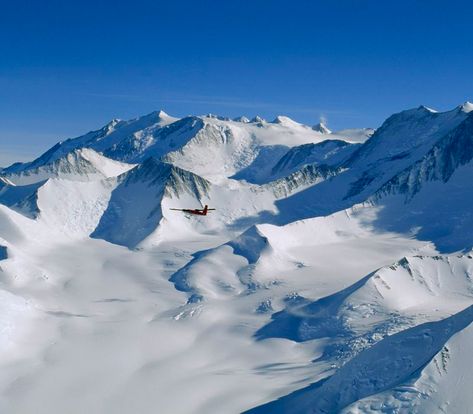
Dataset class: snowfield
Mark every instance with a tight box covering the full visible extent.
[1,105,473,413]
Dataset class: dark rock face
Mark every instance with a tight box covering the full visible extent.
[376,113,473,200]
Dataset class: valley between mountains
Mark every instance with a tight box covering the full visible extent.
[1,105,473,413]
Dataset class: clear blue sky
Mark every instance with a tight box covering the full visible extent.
[1,0,473,166]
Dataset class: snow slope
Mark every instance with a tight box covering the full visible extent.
[1,103,473,414]
[342,310,473,414]
[92,159,211,247]
[2,148,133,185]
[273,105,473,225]
[250,305,473,414]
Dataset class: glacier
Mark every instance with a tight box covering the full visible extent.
[0,104,473,413]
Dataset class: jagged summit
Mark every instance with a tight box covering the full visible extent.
[101,118,123,135]
[312,121,331,134]
[204,113,232,121]
[250,115,266,123]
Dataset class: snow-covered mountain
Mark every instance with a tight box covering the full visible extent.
[91,158,211,247]
[1,103,473,414]
[312,121,331,134]
[3,112,370,183]
[3,147,134,185]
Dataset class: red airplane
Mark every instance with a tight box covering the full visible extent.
[170,205,216,216]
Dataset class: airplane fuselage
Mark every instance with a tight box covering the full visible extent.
[170,205,215,216]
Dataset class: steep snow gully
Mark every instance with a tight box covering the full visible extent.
[1,104,473,413]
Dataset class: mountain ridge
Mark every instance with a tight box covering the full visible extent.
[1,102,473,414]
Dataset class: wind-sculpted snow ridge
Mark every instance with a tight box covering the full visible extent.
[169,211,376,304]
[169,225,275,301]
[168,211,366,303]
[249,306,473,414]
[343,311,473,413]
[250,254,473,413]
[256,254,473,342]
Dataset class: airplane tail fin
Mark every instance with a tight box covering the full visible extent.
[203,205,208,215]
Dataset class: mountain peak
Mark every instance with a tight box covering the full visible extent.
[128,158,203,184]
[272,115,301,126]
[458,101,473,113]
[103,118,123,134]
[251,116,266,123]
[118,158,210,212]
[109,118,122,126]
[140,110,177,125]
[133,156,169,176]
[417,105,437,113]
[151,109,176,122]
[156,109,170,118]
[312,122,332,134]
[233,116,250,123]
